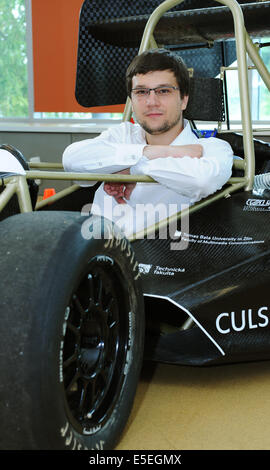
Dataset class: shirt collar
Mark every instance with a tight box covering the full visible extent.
[171,119,195,145]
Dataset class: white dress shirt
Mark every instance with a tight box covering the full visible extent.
[63,120,233,236]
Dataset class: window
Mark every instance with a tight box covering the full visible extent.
[33,111,122,121]
[0,0,269,126]
[0,0,29,118]
[223,38,270,125]
[257,40,270,121]
[0,0,123,122]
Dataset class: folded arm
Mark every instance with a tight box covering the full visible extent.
[62,122,204,193]
[130,137,233,203]
[103,144,203,202]
[62,122,233,203]
[143,144,203,160]
[62,124,145,184]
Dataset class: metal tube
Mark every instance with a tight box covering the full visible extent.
[138,0,184,53]
[122,98,132,122]
[129,181,247,241]
[16,175,33,212]
[29,162,63,169]
[26,170,156,183]
[126,0,256,190]
[218,1,254,190]
[233,158,245,170]
[245,33,270,92]
[26,169,244,187]
[35,184,81,209]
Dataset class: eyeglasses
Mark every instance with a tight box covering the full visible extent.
[131,86,179,99]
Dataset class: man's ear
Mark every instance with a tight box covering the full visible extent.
[181,95,189,111]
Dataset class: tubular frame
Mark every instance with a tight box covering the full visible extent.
[1,0,270,239]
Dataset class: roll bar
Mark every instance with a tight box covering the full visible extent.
[123,0,270,191]
[1,0,270,229]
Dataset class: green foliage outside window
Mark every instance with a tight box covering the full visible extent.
[0,0,28,118]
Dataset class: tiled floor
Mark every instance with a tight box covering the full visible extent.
[116,359,270,450]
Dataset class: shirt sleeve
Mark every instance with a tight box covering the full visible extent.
[62,123,145,186]
[129,137,234,204]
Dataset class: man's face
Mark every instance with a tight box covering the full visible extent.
[131,70,188,137]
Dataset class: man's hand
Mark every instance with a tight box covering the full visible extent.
[143,144,203,160]
[104,144,202,202]
[104,168,136,204]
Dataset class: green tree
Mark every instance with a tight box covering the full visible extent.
[0,0,28,117]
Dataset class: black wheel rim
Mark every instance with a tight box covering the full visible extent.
[61,255,131,435]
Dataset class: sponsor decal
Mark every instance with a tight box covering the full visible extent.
[138,263,185,276]
[246,199,270,207]
[244,198,270,211]
[216,306,269,334]
[178,232,264,246]
[138,263,152,274]
[153,265,185,276]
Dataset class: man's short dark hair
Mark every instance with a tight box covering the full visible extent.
[126,48,190,99]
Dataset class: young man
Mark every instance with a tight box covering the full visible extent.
[63,49,233,236]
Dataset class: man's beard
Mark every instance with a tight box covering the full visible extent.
[136,112,182,136]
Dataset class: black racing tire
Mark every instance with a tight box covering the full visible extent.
[0,211,144,450]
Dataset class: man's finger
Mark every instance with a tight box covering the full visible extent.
[124,183,136,200]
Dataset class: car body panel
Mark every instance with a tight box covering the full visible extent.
[132,190,270,365]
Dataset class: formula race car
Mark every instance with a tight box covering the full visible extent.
[0,0,270,451]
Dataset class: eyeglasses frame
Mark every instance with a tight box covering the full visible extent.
[131,85,180,98]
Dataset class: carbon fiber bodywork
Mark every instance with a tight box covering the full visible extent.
[76,0,270,108]
[132,190,270,366]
